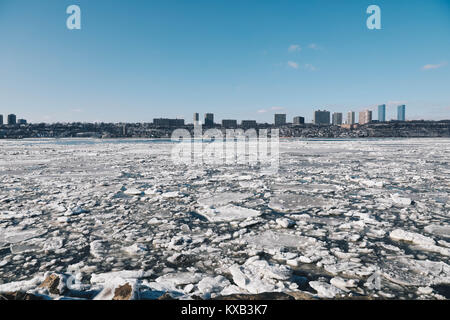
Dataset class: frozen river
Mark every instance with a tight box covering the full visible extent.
[0,138,449,299]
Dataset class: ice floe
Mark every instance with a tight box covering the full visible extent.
[197,205,261,222]
[0,138,449,300]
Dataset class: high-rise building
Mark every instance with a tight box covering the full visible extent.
[293,116,305,125]
[359,110,372,125]
[241,120,257,129]
[274,114,286,126]
[332,112,343,125]
[0,114,3,125]
[7,114,16,125]
[204,113,214,127]
[313,110,330,125]
[397,105,406,121]
[222,119,237,128]
[193,113,199,125]
[378,104,386,122]
[347,111,355,125]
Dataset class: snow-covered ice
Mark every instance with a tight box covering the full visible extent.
[0,138,449,300]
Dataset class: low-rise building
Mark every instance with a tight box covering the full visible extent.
[241,120,257,129]
[222,119,237,128]
[153,118,185,127]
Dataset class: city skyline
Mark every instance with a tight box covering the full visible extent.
[0,103,411,126]
[0,0,449,123]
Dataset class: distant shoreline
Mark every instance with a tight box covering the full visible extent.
[1,120,449,139]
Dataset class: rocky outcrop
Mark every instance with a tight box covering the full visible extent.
[39,274,66,295]
[112,283,133,300]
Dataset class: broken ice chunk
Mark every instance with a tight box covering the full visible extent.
[390,194,412,206]
[65,206,89,216]
[381,257,450,287]
[243,230,318,252]
[0,275,45,293]
[269,194,333,213]
[424,225,450,239]
[0,228,47,244]
[90,240,108,258]
[196,276,231,298]
[123,188,143,196]
[359,179,384,188]
[197,205,261,222]
[330,277,358,292]
[123,243,148,255]
[43,237,64,251]
[91,270,152,285]
[197,192,252,207]
[276,218,295,228]
[309,281,343,298]
[228,257,292,294]
[309,281,342,299]
[389,229,435,246]
[161,191,182,198]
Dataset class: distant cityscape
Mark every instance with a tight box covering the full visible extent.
[1,104,449,139]
[0,104,408,128]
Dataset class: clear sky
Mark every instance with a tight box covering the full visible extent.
[0,0,449,123]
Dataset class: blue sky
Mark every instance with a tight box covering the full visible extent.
[0,0,449,123]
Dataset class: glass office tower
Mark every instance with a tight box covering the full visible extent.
[378,104,386,122]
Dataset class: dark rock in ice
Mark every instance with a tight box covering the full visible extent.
[39,274,66,295]
[113,283,133,300]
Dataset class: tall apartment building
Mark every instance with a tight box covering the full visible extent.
[274,114,287,126]
[378,104,386,122]
[359,110,372,125]
[293,116,305,125]
[193,113,199,125]
[0,114,3,125]
[332,112,343,125]
[397,105,406,121]
[313,110,330,125]
[7,114,16,125]
[204,113,214,127]
[347,111,356,125]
